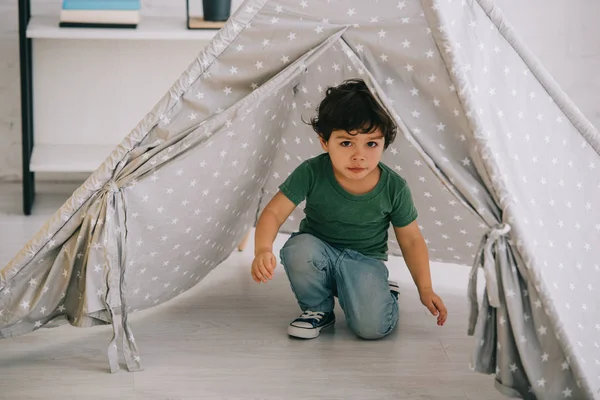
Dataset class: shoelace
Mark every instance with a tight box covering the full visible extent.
[299,311,325,321]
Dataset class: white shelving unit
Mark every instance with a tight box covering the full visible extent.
[27,16,218,174]
[30,144,117,172]
[27,14,219,41]
[18,1,230,213]
[17,0,245,214]
[24,14,217,178]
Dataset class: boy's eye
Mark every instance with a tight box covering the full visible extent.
[340,141,379,148]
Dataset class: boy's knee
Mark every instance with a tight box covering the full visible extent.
[348,307,398,340]
[350,320,385,340]
[280,234,328,270]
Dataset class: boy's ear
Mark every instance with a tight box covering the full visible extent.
[319,136,329,152]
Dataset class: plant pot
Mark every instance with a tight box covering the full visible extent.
[203,0,231,21]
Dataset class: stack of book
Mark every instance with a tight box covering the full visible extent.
[59,0,141,29]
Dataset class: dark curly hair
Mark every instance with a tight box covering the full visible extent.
[306,79,397,149]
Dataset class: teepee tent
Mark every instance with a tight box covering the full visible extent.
[2,0,599,398]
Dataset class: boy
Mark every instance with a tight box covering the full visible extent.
[250,78,447,340]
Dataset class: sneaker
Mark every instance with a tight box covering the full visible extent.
[288,311,335,339]
[389,280,400,300]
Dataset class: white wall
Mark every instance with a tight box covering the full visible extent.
[0,1,22,181]
[493,0,600,126]
[0,0,599,181]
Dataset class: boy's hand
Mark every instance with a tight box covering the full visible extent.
[251,251,276,283]
[419,288,447,326]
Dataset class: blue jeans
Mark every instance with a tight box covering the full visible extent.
[279,232,399,340]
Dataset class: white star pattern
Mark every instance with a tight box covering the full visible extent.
[432,1,598,398]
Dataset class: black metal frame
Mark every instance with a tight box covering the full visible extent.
[18,0,35,215]
[185,0,191,29]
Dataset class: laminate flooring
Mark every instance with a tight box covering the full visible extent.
[0,181,507,400]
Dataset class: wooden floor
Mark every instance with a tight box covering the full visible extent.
[0,181,507,400]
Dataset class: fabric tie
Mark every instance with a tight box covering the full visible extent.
[101,180,143,373]
[106,180,120,193]
[467,222,511,335]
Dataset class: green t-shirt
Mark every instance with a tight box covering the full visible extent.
[278,153,418,261]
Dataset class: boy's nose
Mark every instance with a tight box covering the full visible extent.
[352,151,365,161]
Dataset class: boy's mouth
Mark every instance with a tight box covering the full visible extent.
[347,167,366,173]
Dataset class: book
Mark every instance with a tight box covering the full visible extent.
[62,0,141,10]
[58,22,138,28]
[59,0,141,29]
[59,9,140,24]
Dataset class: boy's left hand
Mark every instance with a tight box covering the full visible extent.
[419,288,447,326]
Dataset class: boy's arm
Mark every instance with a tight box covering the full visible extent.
[394,221,448,326]
[393,221,433,294]
[254,191,297,256]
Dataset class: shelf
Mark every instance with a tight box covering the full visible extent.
[27,14,220,41]
[30,144,117,172]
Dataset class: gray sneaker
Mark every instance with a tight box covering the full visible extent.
[389,280,400,300]
[288,311,335,339]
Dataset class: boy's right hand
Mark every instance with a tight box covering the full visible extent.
[251,251,276,283]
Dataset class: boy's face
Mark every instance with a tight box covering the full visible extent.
[320,128,385,182]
